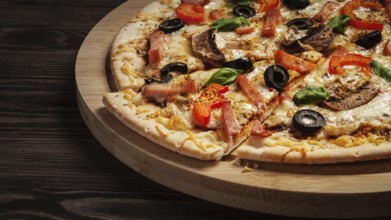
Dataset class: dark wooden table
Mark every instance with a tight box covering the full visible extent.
[0,0,389,219]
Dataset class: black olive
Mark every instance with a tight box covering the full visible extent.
[287,18,313,30]
[293,109,326,133]
[264,64,290,93]
[144,78,160,85]
[233,5,256,19]
[160,62,188,77]
[283,0,310,9]
[223,57,254,73]
[159,18,185,34]
[355,31,382,49]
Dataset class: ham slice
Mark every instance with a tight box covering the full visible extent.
[236,74,267,114]
[148,30,167,64]
[312,1,339,22]
[222,101,241,136]
[251,120,272,137]
[142,80,197,101]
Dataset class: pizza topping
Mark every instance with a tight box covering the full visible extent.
[257,0,280,12]
[282,22,334,53]
[234,26,255,35]
[293,86,330,105]
[312,1,340,22]
[222,57,254,73]
[192,83,228,127]
[283,0,310,10]
[250,120,272,137]
[236,74,267,114]
[301,24,335,52]
[159,18,185,34]
[209,9,225,21]
[384,40,391,56]
[227,0,256,7]
[191,29,226,67]
[142,80,197,104]
[340,0,384,31]
[175,4,205,24]
[148,30,167,64]
[370,60,391,82]
[274,50,317,74]
[204,67,243,86]
[181,0,210,6]
[287,18,313,30]
[355,30,382,49]
[222,101,241,136]
[261,8,280,37]
[323,81,380,110]
[328,15,351,34]
[328,53,372,76]
[233,5,256,18]
[385,0,391,21]
[161,62,188,78]
[264,64,290,93]
[210,16,250,32]
[293,109,325,133]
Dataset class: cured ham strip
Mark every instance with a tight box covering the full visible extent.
[312,1,339,22]
[222,101,241,136]
[142,80,197,100]
[236,74,267,114]
[251,120,272,137]
[148,30,167,64]
[384,40,391,56]
[181,0,210,6]
[385,0,391,22]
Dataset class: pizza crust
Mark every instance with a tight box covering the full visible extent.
[103,92,243,160]
[237,140,391,164]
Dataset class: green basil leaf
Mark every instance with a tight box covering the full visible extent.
[204,67,243,87]
[293,86,330,105]
[227,0,256,8]
[328,15,350,34]
[210,16,250,32]
[370,60,391,82]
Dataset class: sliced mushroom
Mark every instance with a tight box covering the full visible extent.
[281,22,334,54]
[191,29,226,67]
[323,81,380,110]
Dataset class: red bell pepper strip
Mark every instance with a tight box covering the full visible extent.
[274,50,317,74]
[340,0,384,31]
[261,8,280,37]
[328,53,372,76]
[257,0,279,12]
[176,4,205,24]
[192,83,228,127]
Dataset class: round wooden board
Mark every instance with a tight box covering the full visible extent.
[75,0,391,218]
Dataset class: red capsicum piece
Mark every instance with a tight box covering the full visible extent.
[328,53,372,76]
[175,4,205,24]
[192,83,228,127]
[257,0,279,12]
[340,0,384,31]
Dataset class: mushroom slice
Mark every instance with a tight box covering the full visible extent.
[191,29,226,67]
[323,81,380,110]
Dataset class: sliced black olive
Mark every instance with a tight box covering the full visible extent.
[293,109,325,133]
[222,57,254,73]
[161,62,188,77]
[233,5,256,18]
[283,0,310,9]
[144,77,160,85]
[355,31,382,49]
[287,18,313,30]
[264,64,290,93]
[159,18,185,34]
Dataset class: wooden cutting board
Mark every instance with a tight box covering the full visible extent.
[75,0,391,218]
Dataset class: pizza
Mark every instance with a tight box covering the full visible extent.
[103,0,391,164]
